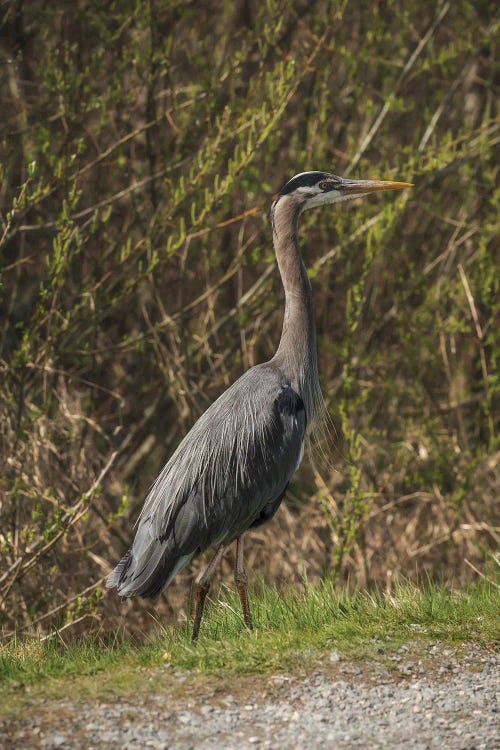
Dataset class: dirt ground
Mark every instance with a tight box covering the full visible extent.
[1,643,498,749]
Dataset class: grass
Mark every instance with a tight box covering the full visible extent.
[1,579,498,707]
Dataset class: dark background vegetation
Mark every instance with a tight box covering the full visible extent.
[0,0,498,637]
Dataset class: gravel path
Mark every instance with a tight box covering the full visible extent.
[2,644,498,749]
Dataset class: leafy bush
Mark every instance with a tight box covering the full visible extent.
[0,0,497,635]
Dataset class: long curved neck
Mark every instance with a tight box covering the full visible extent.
[271,195,320,421]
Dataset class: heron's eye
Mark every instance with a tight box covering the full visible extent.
[319,180,331,191]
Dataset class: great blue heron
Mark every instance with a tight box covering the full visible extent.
[107,171,411,639]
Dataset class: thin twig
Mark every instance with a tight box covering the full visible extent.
[347,1,450,173]
[0,452,118,601]
[0,577,107,641]
[464,558,499,589]
[39,613,98,643]
[458,262,493,439]
[458,263,488,381]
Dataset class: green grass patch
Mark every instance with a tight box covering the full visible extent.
[1,580,498,702]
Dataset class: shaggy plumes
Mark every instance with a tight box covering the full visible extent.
[107,362,306,598]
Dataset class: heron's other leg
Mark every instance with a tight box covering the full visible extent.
[192,544,226,642]
[234,535,253,630]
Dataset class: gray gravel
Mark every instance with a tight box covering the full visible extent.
[2,644,498,749]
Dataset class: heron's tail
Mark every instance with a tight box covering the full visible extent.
[106,550,133,590]
[107,540,193,600]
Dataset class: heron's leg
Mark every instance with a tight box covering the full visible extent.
[192,544,226,642]
[234,535,253,630]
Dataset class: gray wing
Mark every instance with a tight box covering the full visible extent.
[107,362,306,598]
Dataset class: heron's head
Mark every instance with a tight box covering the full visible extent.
[272,171,412,215]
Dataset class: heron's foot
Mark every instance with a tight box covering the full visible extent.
[192,581,210,642]
[235,573,253,631]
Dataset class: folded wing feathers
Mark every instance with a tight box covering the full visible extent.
[139,367,281,541]
[107,366,297,598]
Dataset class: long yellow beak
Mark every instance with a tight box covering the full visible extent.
[341,179,413,194]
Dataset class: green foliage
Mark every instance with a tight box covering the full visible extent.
[0,0,497,635]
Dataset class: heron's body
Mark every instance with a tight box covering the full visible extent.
[108,170,411,637]
[109,363,307,598]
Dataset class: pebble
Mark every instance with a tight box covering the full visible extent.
[328,650,343,662]
[50,735,67,748]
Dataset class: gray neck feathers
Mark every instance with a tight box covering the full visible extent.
[270,194,322,426]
